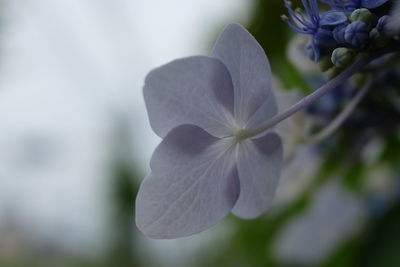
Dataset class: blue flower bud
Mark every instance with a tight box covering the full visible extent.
[333,23,349,43]
[314,28,337,46]
[377,15,395,38]
[345,21,369,47]
[331,47,356,68]
[350,8,372,25]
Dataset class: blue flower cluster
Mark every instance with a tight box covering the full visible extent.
[283,0,396,66]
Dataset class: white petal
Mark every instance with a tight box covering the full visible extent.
[135,124,239,239]
[232,132,283,218]
[211,24,272,126]
[143,56,235,138]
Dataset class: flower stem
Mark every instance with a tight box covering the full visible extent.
[301,75,372,144]
[243,54,374,139]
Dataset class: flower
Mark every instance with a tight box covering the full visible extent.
[135,24,283,239]
[283,0,347,61]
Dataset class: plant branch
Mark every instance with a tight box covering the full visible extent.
[301,75,373,144]
[242,53,375,139]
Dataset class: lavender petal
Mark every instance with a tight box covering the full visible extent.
[143,56,235,138]
[135,124,239,239]
[211,24,272,126]
[232,131,283,218]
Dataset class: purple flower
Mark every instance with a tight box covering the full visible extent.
[135,24,283,239]
[283,0,347,61]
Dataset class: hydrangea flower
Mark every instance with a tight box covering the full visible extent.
[283,0,347,61]
[135,24,283,239]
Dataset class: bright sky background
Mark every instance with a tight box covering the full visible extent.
[0,0,253,257]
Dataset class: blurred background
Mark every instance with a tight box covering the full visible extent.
[0,0,399,266]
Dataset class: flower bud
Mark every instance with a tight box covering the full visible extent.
[350,8,372,25]
[333,23,348,43]
[318,56,333,72]
[369,28,380,40]
[314,28,337,46]
[345,21,369,47]
[369,28,389,48]
[331,47,356,68]
[377,15,396,37]
[326,66,343,79]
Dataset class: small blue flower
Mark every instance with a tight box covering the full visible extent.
[283,0,347,61]
[344,21,369,47]
[320,0,390,11]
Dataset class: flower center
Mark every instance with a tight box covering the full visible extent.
[233,129,249,141]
